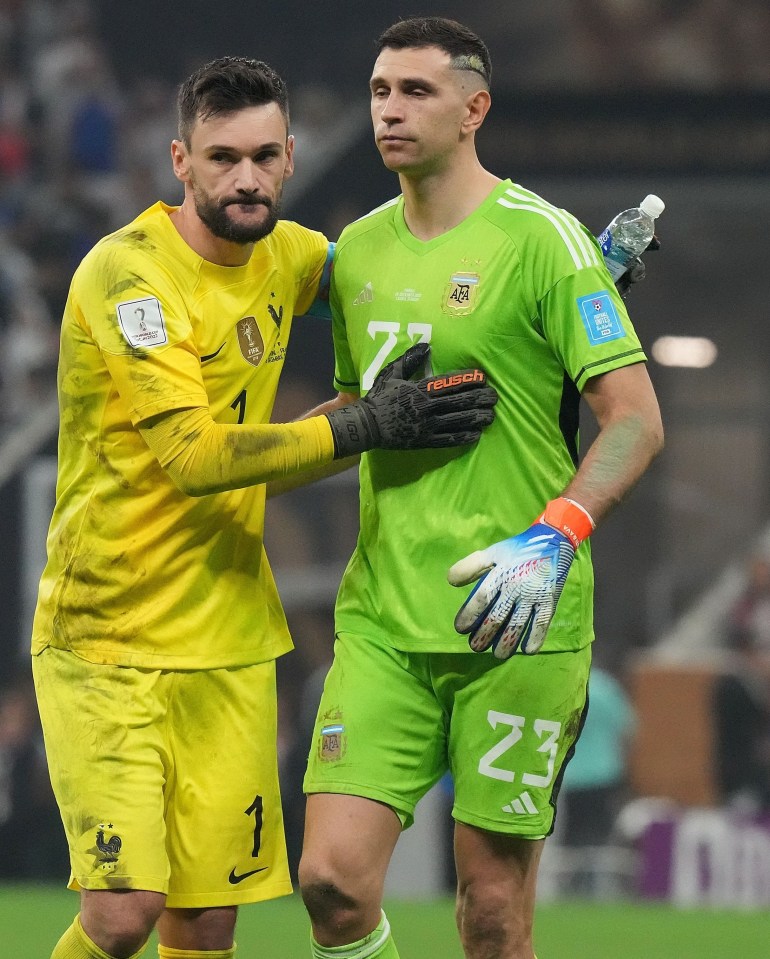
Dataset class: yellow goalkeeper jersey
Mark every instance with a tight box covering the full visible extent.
[32,202,328,669]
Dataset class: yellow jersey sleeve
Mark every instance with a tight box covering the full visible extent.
[70,237,210,423]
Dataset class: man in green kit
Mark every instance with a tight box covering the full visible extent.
[297,16,664,959]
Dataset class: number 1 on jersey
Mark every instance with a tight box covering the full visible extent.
[231,389,247,424]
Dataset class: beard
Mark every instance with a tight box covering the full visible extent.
[192,182,282,244]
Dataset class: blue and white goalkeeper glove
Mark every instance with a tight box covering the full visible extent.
[448,497,595,659]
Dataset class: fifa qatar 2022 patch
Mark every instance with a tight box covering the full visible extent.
[577,291,625,345]
[116,296,168,348]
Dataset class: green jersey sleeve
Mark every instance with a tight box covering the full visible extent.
[539,269,647,392]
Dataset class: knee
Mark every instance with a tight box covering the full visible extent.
[298,856,370,933]
[85,917,153,959]
[104,928,152,959]
[81,890,164,958]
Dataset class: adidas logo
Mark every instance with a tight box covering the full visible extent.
[353,282,373,305]
[502,791,539,815]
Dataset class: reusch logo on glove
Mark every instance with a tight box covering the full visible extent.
[424,370,486,392]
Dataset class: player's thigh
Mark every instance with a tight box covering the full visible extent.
[303,634,448,827]
[164,660,292,908]
[302,792,402,892]
[447,645,591,838]
[32,647,170,893]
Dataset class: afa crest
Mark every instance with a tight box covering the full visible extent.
[236,316,264,367]
[443,272,480,316]
[319,723,346,762]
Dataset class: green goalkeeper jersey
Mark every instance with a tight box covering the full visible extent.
[330,180,647,654]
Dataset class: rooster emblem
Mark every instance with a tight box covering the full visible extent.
[96,824,122,863]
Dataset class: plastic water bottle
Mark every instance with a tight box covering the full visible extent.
[598,195,665,282]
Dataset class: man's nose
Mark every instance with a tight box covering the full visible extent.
[379,93,403,123]
[233,159,261,192]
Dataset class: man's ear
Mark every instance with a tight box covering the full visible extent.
[462,88,492,135]
[171,139,191,184]
[283,134,295,181]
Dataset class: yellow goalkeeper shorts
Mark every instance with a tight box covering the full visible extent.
[33,646,292,907]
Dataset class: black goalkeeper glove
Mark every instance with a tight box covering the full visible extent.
[325,342,498,458]
[615,234,661,299]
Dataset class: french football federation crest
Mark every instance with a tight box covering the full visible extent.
[91,822,122,874]
[443,272,480,316]
[236,316,264,366]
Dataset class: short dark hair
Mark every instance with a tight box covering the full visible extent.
[376,17,491,88]
[177,56,289,145]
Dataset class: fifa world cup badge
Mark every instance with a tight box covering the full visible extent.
[443,272,480,316]
[236,316,265,366]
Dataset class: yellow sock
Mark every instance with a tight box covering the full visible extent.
[158,946,235,958]
[51,915,147,959]
[310,911,400,959]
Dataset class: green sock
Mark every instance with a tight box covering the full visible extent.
[51,915,147,959]
[310,912,400,959]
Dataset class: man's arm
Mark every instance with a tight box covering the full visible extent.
[267,392,359,498]
[140,345,497,497]
[562,361,664,525]
[449,362,663,659]
[139,406,337,496]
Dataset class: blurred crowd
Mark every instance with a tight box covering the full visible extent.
[0,670,68,878]
[713,554,770,813]
[564,0,770,91]
[0,0,180,432]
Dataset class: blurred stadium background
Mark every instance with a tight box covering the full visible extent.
[2,1,770,955]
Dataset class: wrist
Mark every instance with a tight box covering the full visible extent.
[324,402,378,458]
[540,497,595,550]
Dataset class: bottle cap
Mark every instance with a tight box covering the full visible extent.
[640,194,665,218]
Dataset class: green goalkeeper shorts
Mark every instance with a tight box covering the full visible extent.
[303,633,591,837]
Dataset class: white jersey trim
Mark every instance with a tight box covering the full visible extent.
[355,195,400,223]
[497,187,601,271]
